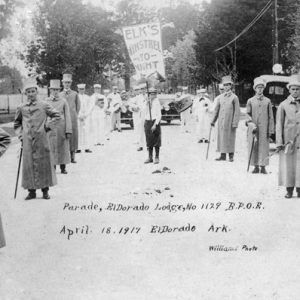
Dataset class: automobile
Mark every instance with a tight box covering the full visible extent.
[121,109,134,128]
[158,94,181,124]
[259,74,290,141]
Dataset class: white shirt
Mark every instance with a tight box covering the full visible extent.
[108,92,122,113]
[144,98,161,125]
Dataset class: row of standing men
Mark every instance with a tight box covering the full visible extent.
[6,72,300,200]
[12,73,161,200]
[190,74,300,199]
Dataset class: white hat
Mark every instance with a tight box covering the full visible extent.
[182,86,188,91]
[200,88,206,93]
[253,77,266,90]
[77,83,86,89]
[23,78,38,91]
[62,73,72,82]
[287,74,300,89]
[221,75,233,85]
[49,79,61,89]
[103,89,110,93]
[94,84,101,89]
[112,85,118,89]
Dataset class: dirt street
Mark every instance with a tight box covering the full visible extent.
[0,118,299,300]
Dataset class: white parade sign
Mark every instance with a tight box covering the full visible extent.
[122,22,165,79]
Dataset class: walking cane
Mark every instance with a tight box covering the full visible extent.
[206,126,212,160]
[14,144,23,199]
[247,135,256,172]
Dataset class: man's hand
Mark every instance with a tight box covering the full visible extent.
[276,144,284,152]
[151,123,157,132]
[65,133,71,139]
[210,122,215,127]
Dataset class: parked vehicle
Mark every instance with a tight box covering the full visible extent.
[260,74,290,141]
[158,94,180,124]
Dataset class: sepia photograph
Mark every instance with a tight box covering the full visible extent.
[0,0,300,299]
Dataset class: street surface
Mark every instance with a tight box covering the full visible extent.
[0,117,299,300]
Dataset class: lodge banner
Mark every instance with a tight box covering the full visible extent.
[122,22,165,78]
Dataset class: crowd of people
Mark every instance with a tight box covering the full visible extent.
[1,72,300,205]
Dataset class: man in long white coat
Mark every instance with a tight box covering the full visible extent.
[276,75,300,198]
[193,88,213,143]
[60,73,80,163]
[77,84,93,153]
[14,79,61,200]
[246,77,274,174]
[211,75,240,162]
[180,86,192,133]
[103,89,111,140]
[90,84,106,145]
[108,86,122,132]
[46,79,72,174]
[129,85,146,151]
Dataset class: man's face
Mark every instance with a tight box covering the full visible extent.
[50,88,60,98]
[78,88,85,95]
[113,88,118,94]
[255,85,264,95]
[224,83,231,92]
[289,86,300,98]
[94,87,101,94]
[25,87,38,101]
[135,89,140,96]
[63,81,72,89]
[149,92,156,100]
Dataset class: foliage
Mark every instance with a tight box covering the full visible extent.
[194,0,297,85]
[169,30,199,88]
[25,0,121,88]
[0,65,23,93]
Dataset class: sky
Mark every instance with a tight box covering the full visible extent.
[86,0,206,10]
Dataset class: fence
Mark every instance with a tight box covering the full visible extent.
[0,89,48,114]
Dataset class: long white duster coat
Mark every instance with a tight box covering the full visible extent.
[276,96,300,187]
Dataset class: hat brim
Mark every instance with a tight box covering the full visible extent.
[287,82,300,89]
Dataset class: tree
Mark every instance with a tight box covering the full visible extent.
[0,0,22,41]
[170,30,200,88]
[194,0,297,86]
[25,0,123,89]
[158,1,201,50]
[0,65,22,93]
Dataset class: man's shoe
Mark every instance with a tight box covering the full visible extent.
[215,155,226,161]
[198,139,203,143]
[144,158,153,164]
[137,147,143,151]
[260,166,267,174]
[25,192,36,200]
[76,150,81,153]
[85,149,92,153]
[71,159,77,163]
[252,166,259,174]
[118,129,122,132]
[61,169,68,174]
[43,192,50,200]
[285,193,293,199]
[204,139,209,143]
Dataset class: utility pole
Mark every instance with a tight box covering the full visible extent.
[273,0,279,65]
